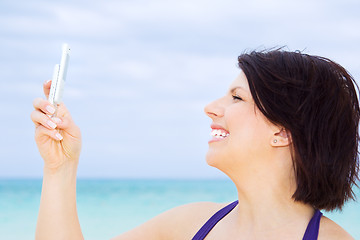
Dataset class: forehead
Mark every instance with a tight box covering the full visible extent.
[228,71,251,94]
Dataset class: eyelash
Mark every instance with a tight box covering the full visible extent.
[232,95,243,101]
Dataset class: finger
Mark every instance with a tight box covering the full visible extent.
[35,125,63,141]
[54,103,73,122]
[33,97,56,115]
[51,104,78,133]
[43,80,52,99]
[30,110,58,129]
[50,116,68,130]
[50,103,81,143]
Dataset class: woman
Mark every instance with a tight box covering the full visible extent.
[31,49,359,239]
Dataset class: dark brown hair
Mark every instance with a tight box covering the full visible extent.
[238,49,360,211]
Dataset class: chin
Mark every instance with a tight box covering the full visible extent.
[205,150,223,168]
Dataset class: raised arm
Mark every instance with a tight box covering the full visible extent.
[31,80,221,240]
[31,80,83,240]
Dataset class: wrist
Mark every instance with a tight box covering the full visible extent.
[43,160,79,178]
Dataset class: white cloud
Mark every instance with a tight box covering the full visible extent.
[1,0,360,178]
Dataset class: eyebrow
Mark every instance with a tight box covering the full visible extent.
[229,86,246,94]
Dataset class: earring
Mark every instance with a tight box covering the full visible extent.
[273,139,277,143]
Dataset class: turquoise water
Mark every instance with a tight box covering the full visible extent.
[0,179,359,239]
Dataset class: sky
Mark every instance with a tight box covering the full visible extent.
[0,0,360,178]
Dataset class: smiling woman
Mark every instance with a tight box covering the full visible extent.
[30,49,359,240]
[237,51,360,211]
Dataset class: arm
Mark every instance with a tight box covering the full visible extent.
[32,80,83,240]
[31,80,222,240]
[111,202,224,240]
[36,164,83,239]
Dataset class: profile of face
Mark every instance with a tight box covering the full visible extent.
[204,71,291,176]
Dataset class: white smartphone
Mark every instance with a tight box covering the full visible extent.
[48,43,71,106]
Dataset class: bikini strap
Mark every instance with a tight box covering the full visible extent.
[192,200,238,240]
[302,209,322,240]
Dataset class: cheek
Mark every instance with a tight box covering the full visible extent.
[205,108,256,167]
[205,105,271,169]
[227,109,270,160]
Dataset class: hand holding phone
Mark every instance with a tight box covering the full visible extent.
[48,43,70,114]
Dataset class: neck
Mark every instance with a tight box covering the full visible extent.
[224,158,315,238]
[234,180,314,230]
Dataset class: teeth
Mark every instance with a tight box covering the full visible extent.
[210,129,230,138]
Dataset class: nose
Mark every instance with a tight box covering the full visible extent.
[204,98,224,119]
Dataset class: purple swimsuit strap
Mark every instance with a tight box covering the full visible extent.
[192,201,322,240]
[303,209,322,240]
[192,200,238,240]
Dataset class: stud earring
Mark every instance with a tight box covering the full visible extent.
[273,139,277,143]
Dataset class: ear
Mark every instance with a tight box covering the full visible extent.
[270,128,292,147]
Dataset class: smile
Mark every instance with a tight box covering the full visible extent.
[209,129,230,143]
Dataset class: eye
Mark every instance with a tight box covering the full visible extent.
[232,95,243,101]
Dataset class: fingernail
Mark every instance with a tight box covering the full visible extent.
[46,105,55,114]
[55,133,63,140]
[47,120,57,129]
[44,79,51,84]
[52,117,62,124]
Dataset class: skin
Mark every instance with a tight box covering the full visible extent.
[32,73,354,239]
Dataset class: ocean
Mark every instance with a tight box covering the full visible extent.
[0,179,359,239]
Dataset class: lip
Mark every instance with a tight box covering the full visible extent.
[209,123,230,143]
[210,123,229,132]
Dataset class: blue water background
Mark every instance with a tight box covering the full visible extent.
[0,179,359,240]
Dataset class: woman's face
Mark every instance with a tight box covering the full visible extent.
[204,71,278,174]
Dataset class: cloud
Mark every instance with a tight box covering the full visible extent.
[1,0,360,178]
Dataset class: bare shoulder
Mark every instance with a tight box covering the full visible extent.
[111,201,227,240]
[158,201,228,239]
[318,216,354,240]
